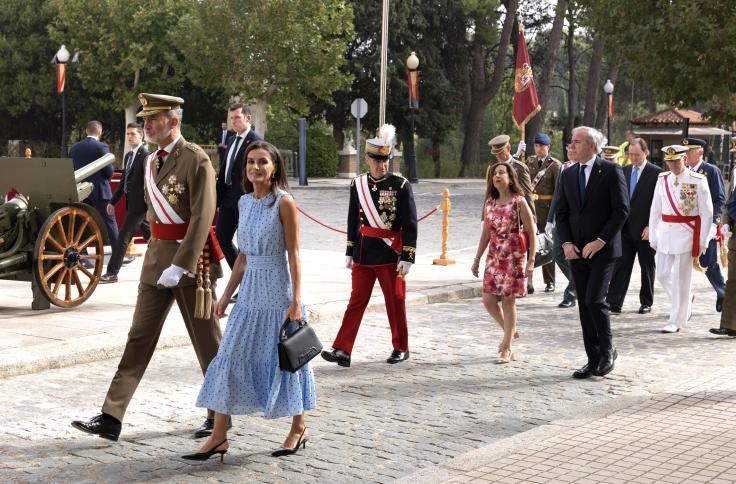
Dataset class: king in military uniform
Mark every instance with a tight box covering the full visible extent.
[649,145,713,333]
[322,124,418,367]
[525,132,562,292]
[72,94,225,441]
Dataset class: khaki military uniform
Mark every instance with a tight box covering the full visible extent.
[721,187,736,330]
[101,136,223,421]
[527,155,562,284]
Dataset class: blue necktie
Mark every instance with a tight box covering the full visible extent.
[629,166,638,200]
[578,164,587,204]
[225,136,242,185]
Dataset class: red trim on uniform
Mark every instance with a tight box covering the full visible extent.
[360,225,403,253]
[662,214,701,257]
[152,222,189,239]
[148,157,176,224]
[358,177,382,228]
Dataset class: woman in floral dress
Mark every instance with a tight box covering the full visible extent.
[471,161,536,363]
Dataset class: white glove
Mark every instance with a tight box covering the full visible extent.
[545,222,555,236]
[514,141,527,158]
[345,256,353,269]
[723,224,731,237]
[397,261,413,275]
[157,264,188,287]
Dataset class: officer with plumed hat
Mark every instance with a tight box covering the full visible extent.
[71,93,226,441]
[322,124,418,367]
[683,137,727,311]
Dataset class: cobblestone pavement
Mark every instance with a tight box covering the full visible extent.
[2,270,734,483]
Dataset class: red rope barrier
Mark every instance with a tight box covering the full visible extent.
[297,205,439,234]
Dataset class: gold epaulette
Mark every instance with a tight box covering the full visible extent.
[690,171,706,179]
[185,142,201,152]
[659,171,671,177]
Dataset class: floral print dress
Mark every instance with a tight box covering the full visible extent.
[483,195,528,297]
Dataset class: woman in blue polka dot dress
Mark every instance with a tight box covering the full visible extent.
[183,141,316,460]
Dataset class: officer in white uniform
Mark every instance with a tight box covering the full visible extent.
[649,145,713,333]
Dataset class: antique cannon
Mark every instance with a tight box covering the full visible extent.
[0,154,115,309]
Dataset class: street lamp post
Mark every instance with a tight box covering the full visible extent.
[55,45,70,158]
[604,79,614,145]
[406,51,420,183]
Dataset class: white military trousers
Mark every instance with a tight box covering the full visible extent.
[655,251,694,329]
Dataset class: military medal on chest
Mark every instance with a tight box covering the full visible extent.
[678,183,697,214]
[161,174,186,205]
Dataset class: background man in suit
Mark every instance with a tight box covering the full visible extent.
[70,121,119,251]
[684,137,727,312]
[546,155,578,308]
[711,187,736,336]
[100,123,151,283]
[556,126,629,379]
[216,121,232,165]
[607,138,662,314]
[215,103,262,270]
[525,132,562,293]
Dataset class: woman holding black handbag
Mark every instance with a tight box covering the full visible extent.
[471,161,536,364]
[183,141,316,461]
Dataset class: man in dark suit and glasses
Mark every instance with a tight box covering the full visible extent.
[70,121,119,250]
[100,123,151,283]
[606,138,662,314]
[215,103,262,269]
[556,126,629,379]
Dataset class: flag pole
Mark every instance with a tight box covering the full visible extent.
[519,124,525,162]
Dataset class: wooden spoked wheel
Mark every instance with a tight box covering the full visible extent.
[33,207,104,307]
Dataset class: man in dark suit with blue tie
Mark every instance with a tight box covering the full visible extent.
[100,123,151,283]
[215,103,262,269]
[70,120,119,250]
[556,126,629,379]
[607,138,662,314]
[683,137,727,312]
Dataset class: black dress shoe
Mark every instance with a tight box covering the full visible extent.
[527,286,535,294]
[710,327,729,335]
[194,416,232,439]
[609,306,622,315]
[572,362,597,379]
[122,256,135,266]
[545,283,555,293]
[638,305,651,314]
[717,297,724,312]
[99,273,118,284]
[71,413,121,441]
[558,299,576,308]
[596,348,618,377]
[386,350,410,364]
[321,348,351,367]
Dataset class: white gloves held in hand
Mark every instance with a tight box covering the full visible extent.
[345,256,353,269]
[157,264,188,287]
[514,141,527,158]
[397,261,413,275]
[545,222,555,236]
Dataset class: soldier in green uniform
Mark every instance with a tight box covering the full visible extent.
[72,93,224,441]
[525,133,562,292]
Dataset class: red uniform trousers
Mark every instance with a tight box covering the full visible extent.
[332,263,408,354]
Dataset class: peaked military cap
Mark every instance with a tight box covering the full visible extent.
[488,134,510,155]
[601,146,620,160]
[534,133,551,145]
[366,124,396,160]
[136,93,184,117]
[662,144,688,161]
[682,137,707,150]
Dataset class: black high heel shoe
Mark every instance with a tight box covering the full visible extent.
[182,439,228,462]
[271,428,308,457]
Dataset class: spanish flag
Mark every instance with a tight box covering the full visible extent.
[512,23,541,128]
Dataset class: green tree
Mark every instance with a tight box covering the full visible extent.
[182,0,355,136]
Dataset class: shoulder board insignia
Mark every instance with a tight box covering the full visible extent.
[350,178,356,187]
[400,179,407,189]
[690,171,706,179]
[658,171,670,177]
[185,143,200,152]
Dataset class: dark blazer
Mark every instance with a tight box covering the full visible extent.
[694,161,726,224]
[110,145,150,214]
[70,136,113,202]
[622,161,662,241]
[556,156,629,259]
[216,129,234,162]
[216,128,262,208]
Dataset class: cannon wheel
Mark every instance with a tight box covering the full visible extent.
[32,206,104,308]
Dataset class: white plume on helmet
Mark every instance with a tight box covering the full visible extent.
[378,124,396,147]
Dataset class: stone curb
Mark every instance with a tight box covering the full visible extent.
[0,281,482,380]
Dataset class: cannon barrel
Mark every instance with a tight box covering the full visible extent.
[74,153,116,184]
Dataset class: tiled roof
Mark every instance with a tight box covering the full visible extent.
[632,108,707,125]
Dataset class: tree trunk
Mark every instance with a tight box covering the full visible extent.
[458,0,519,176]
[595,61,620,133]
[582,38,605,127]
[432,140,441,178]
[523,0,568,147]
[251,98,268,136]
[565,8,577,157]
[332,123,345,152]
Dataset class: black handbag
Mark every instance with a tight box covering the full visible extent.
[278,319,323,373]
